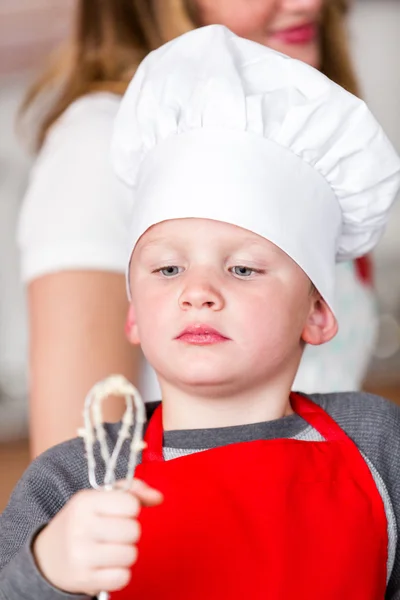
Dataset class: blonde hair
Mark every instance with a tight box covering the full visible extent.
[20,0,360,150]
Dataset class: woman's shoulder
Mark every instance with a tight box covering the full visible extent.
[44,92,122,149]
[18,92,131,281]
[21,90,127,212]
[56,91,121,127]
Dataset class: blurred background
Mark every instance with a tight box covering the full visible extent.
[0,0,399,509]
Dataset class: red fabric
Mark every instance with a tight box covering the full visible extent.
[355,255,374,286]
[111,393,387,599]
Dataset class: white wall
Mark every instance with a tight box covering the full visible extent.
[350,1,400,269]
[348,1,400,376]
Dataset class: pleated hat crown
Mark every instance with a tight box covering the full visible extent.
[112,25,400,310]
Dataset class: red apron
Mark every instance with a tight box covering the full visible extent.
[112,393,388,599]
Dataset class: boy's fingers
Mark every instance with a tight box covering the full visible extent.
[93,490,141,518]
[129,478,164,507]
[89,568,132,594]
[92,516,141,545]
[114,478,164,507]
[91,480,162,519]
[89,543,138,569]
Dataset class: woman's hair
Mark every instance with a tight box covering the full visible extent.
[20,0,360,150]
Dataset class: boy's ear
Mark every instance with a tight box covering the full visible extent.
[125,303,140,345]
[301,292,338,346]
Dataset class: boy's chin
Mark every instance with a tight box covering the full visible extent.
[162,364,239,394]
[176,369,233,389]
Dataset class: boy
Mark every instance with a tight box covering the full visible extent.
[1,25,400,600]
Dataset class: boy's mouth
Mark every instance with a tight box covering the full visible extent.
[175,324,230,346]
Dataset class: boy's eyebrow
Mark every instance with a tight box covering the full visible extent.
[234,239,283,257]
[137,237,181,253]
[137,237,283,257]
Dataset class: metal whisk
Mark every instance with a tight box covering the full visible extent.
[78,375,147,600]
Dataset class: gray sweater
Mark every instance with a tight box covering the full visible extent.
[1,392,400,599]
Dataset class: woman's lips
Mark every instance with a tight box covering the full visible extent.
[269,22,318,45]
[176,325,230,346]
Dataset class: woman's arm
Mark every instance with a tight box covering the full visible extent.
[28,270,140,458]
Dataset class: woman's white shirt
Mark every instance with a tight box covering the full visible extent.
[18,93,131,280]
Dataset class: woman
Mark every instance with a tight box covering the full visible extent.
[18,0,376,457]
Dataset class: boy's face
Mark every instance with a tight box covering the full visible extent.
[128,219,336,395]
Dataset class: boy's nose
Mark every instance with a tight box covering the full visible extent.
[178,277,225,311]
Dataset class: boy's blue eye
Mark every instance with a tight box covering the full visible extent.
[159,266,181,277]
[231,266,255,277]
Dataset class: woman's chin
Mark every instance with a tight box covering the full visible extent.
[270,41,320,69]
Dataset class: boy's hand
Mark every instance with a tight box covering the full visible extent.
[33,479,163,596]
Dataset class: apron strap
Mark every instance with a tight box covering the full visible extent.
[142,392,352,463]
[142,405,164,463]
[290,392,351,442]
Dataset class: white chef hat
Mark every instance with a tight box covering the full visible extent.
[112,25,400,311]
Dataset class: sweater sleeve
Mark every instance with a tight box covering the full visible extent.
[317,392,400,599]
[0,438,92,600]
